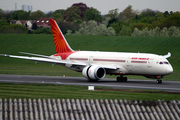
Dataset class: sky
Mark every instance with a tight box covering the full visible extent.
[1,0,180,14]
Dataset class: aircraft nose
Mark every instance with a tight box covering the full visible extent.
[166,65,173,74]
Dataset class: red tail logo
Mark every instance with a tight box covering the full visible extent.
[49,19,73,53]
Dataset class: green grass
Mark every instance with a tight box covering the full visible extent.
[0,83,179,100]
[0,34,180,80]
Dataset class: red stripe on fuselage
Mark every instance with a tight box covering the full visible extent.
[93,59,126,62]
[70,58,88,61]
[131,61,147,63]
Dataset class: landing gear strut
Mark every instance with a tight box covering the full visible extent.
[156,76,162,84]
[116,75,127,82]
[157,79,162,84]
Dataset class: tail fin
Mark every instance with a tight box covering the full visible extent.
[49,19,73,53]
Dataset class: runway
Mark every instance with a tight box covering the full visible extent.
[0,74,180,92]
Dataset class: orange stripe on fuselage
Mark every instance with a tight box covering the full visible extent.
[49,19,72,53]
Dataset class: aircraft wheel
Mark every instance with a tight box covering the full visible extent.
[157,79,162,84]
[117,77,127,82]
[120,79,124,82]
[116,77,120,82]
[123,77,127,82]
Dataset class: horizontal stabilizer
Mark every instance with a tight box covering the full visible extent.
[19,52,49,58]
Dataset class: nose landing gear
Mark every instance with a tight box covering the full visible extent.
[157,79,162,84]
[156,75,163,84]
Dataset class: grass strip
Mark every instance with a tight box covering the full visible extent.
[0,83,179,100]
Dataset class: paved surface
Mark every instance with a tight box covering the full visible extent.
[0,74,180,92]
[1,98,180,120]
[0,75,180,120]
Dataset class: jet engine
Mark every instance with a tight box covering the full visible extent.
[82,66,106,80]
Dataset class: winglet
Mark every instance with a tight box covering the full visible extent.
[0,54,9,57]
[163,52,171,58]
[49,19,73,53]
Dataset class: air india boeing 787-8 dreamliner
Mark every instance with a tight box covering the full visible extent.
[0,19,173,84]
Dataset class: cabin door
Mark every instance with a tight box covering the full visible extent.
[147,59,153,67]
[88,56,93,64]
[126,57,133,72]
[126,57,131,66]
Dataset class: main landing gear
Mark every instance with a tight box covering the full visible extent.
[116,75,127,82]
[157,79,162,84]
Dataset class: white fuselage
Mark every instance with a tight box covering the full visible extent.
[51,51,173,76]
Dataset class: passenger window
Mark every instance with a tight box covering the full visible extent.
[159,62,163,64]
[164,61,169,64]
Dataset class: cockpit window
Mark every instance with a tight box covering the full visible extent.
[164,61,169,64]
[159,61,169,64]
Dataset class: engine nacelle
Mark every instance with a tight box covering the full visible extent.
[82,66,106,80]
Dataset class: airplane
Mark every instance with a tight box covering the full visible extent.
[0,19,173,84]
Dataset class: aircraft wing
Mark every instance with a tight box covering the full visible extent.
[0,54,86,66]
[0,54,118,70]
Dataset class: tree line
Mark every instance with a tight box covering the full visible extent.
[0,3,180,36]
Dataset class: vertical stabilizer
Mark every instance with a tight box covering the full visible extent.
[49,19,73,53]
